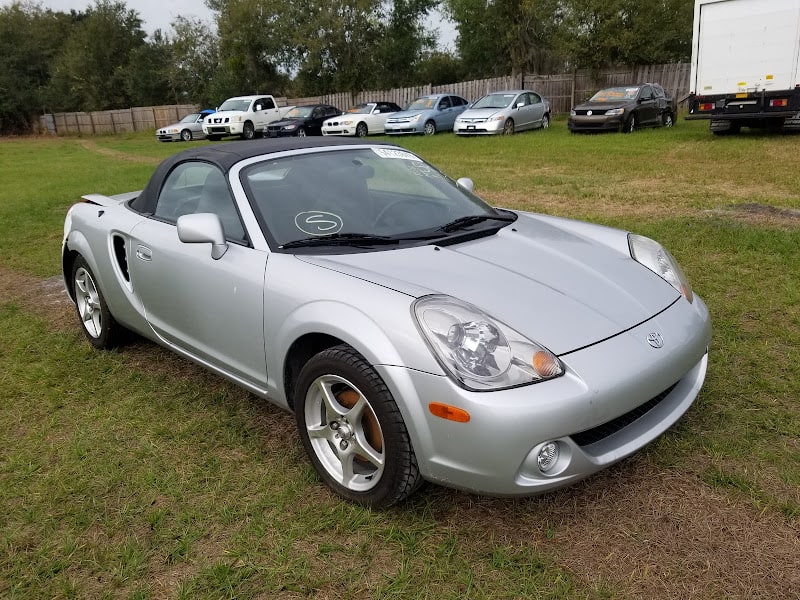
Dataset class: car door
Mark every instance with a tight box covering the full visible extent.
[127,161,269,387]
[525,93,546,129]
[636,86,659,126]
[512,93,533,130]
[254,96,276,128]
[436,96,456,129]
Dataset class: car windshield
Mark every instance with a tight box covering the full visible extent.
[471,94,516,109]
[407,97,437,110]
[347,104,375,114]
[241,147,509,251]
[179,113,200,124]
[589,87,640,102]
[284,106,315,118]
[218,99,252,112]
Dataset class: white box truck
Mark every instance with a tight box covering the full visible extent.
[686,0,800,134]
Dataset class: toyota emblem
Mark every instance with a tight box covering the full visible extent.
[647,332,664,348]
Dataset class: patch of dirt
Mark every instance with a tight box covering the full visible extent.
[433,460,800,599]
[78,139,161,165]
[3,265,799,599]
[488,192,800,230]
[704,203,800,229]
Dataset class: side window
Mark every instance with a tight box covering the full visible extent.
[254,102,263,111]
[155,162,213,221]
[439,97,451,110]
[640,86,653,100]
[326,106,338,117]
[312,107,322,119]
[262,97,276,110]
[530,93,541,104]
[155,162,246,243]
[453,96,467,107]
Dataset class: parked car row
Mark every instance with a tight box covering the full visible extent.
[158,83,676,143]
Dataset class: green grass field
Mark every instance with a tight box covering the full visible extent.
[1,120,799,599]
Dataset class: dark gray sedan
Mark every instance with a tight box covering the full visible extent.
[568,84,677,133]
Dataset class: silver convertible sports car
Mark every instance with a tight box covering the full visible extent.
[62,138,711,507]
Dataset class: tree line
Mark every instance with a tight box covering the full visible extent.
[0,0,694,134]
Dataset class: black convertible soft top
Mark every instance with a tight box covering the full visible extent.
[130,137,396,215]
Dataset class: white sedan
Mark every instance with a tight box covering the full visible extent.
[322,102,403,137]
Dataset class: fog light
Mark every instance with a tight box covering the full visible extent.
[537,442,559,473]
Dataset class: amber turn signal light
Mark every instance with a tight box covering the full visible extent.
[429,402,470,423]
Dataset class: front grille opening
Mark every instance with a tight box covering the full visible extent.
[570,383,678,447]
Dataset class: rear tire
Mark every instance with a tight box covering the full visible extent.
[72,256,124,350]
[662,112,674,128]
[294,345,423,507]
[540,113,550,129]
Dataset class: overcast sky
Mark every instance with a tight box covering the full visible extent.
[18,1,455,48]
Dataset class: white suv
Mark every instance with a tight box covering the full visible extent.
[202,95,282,140]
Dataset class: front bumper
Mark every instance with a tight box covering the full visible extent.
[378,295,711,496]
[322,128,353,136]
[385,123,423,135]
[156,132,181,141]
[454,121,503,135]
[204,123,243,136]
[568,115,624,132]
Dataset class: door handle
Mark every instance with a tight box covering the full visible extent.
[136,245,152,261]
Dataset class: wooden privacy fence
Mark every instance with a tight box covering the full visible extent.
[40,63,690,135]
[281,63,690,115]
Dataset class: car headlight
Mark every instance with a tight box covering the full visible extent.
[570,109,576,116]
[606,108,625,116]
[493,115,505,121]
[409,114,422,123]
[284,124,297,130]
[413,295,564,391]
[341,119,353,125]
[235,116,242,122]
[629,234,693,303]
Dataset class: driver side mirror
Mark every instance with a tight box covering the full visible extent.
[456,177,474,192]
[177,213,228,260]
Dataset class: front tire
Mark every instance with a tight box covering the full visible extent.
[423,120,436,136]
[355,122,368,137]
[294,345,422,507]
[180,129,193,142]
[241,121,255,140]
[72,256,124,349]
[502,119,515,135]
[296,127,306,137]
[624,114,637,133]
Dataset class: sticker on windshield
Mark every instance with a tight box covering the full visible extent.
[295,211,344,236]
[371,148,422,161]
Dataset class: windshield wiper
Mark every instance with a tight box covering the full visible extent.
[438,212,516,233]
[280,233,401,249]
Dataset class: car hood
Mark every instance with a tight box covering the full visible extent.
[270,118,305,126]
[573,100,632,111]
[387,110,428,120]
[298,214,679,355]
[459,108,508,119]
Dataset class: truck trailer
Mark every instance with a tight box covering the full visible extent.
[686,0,800,134]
